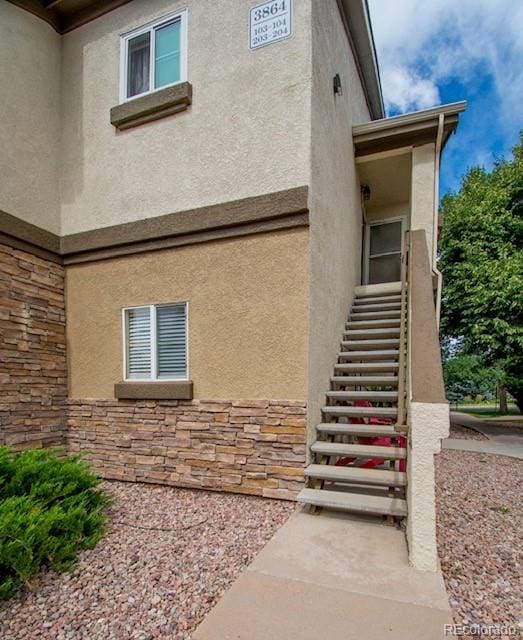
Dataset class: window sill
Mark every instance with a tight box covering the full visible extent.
[110,82,192,131]
[114,381,193,400]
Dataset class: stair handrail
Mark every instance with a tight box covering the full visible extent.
[395,231,409,431]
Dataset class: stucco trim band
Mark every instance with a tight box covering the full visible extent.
[60,185,309,255]
[114,381,193,400]
[0,232,62,264]
[1,187,309,263]
[0,209,61,261]
[63,212,309,264]
[110,82,193,131]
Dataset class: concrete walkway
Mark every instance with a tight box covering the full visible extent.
[443,412,523,460]
[194,511,453,640]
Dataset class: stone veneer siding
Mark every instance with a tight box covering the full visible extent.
[0,242,306,500]
[68,399,306,499]
[0,243,67,449]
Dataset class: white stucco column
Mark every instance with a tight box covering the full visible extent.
[407,401,449,572]
[410,143,437,269]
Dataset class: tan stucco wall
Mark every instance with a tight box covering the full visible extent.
[59,0,312,235]
[307,0,371,443]
[0,2,61,234]
[410,143,437,268]
[66,228,309,399]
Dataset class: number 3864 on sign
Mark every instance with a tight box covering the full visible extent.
[249,0,292,50]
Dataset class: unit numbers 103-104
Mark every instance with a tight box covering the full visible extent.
[249,0,292,49]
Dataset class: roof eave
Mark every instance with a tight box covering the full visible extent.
[337,0,385,120]
[353,101,467,157]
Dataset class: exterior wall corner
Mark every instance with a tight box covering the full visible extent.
[0,242,67,450]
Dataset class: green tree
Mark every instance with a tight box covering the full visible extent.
[442,353,500,406]
[439,136,523,411]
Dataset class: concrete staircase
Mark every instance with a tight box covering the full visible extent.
[298,282,408,520]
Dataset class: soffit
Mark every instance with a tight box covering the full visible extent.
[358,153,412,209]
[6,0,133,34]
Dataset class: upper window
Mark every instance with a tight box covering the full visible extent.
[121,10,188,101]
[123,303,188,381]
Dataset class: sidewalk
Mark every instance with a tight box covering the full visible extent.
[193,511,453,640]
[444,412,523,460]
[442,438,523,459]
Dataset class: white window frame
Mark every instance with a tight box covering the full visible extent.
[119,9,188,103]
[363,216,407,285]
[122,302,189,382]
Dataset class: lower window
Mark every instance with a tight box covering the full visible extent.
[123,302,188,381]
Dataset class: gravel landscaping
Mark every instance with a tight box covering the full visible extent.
[448,423,488,441]
[0,481,295,640]
[436,450,522,639]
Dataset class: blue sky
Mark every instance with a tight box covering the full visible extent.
[367,0,523,197]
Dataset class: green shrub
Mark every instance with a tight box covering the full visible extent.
[0,446,110,600]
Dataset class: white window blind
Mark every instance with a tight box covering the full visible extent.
[126,306,151,379]
[124,303,187,380]
[156,304,187,379]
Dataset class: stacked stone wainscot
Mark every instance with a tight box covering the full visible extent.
[68,399,306,499]
[0,243,67,449]
[0,244,306,500]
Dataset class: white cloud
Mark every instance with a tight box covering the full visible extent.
[368,0,523,119]
[381,67,440,113]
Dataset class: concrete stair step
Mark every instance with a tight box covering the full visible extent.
[349,310,402,320]
[338,350,399,361]
[330,375,398,387]
[334,362,399,372]
[311,440,405,459]
[344,328,401,340]
[354,295,401,305]
[326,483,403,497]
[316,422,398,437]
[326,390,399,402]
[346,319,401,329]
[355,282,402,297]
[322,405,398,419]
[341,339,400,351]
[305,464,407,486]
[297,488,407,517]
[352,302,401,312]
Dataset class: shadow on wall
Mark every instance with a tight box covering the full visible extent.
[306,0,369,450]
